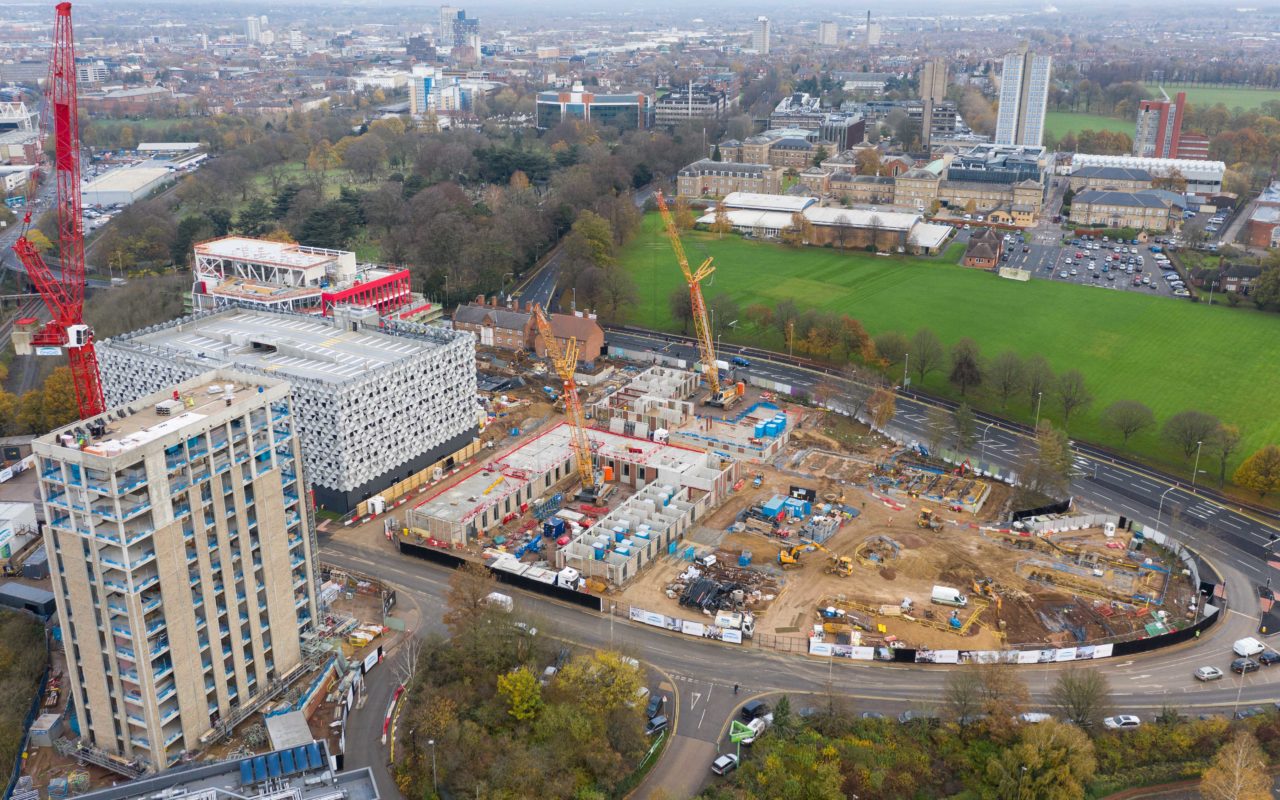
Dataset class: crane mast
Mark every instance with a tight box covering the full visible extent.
[655,192,740,409]
[12,2,105,420]
[532,304,603,501]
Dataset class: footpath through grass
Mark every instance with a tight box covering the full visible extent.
[619,214,1280,478]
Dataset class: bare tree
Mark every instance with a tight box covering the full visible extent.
[948,337,984,396]
[1025,355,1055,415]
[1055,370,1093,429]
[1209,424,1244,488]
[1049,667,1111,731]
[867,386,897,430]
[1100,400,1155,446]
[988,351,1025,409]
[1162,410,1221,460]
[1200,731,1271,800]
[910,328,945,384]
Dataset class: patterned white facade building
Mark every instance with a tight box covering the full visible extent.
[97,307,478,511]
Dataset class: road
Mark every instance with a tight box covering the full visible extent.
[326,325,1280,797]
[513,183,660,312]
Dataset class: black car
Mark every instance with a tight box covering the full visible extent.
[1259,650,1280,666]
[740,700,770,722]
[645,693,666,719]
[645,715,669,735]
[1231,658,1260,674]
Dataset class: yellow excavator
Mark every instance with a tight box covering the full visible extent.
[777,541,854,576]
[777,543,808,568]
[918,508,942,530]
[972,578,1003,612]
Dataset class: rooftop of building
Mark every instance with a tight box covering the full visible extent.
[105,308,461,386]
[83,166,173,192]
[1071,153,1226,174]
[195,236,341,270]
[37,371,280,459]
[720,192,816,212]
[72,741,377,800]
[1073,189,1171,209]
[1251,205,1280,224]
[680,159,775,175]
[1071,165,1153,182]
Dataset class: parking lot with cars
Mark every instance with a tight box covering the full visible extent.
[992,230,1191,299]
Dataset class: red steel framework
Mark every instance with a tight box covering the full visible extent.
[13,2,105,419]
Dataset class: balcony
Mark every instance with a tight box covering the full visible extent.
[111,624,133,638]
[120,669,140,684]
[164,729,182,747]
[153,660,174,680]
[173,503,192,519]
[107,602,129,616]
[124,691,144,705]
[144,617,166,637]
[159,704,180,725]
[115,644,136,661]
[156,682,176,704]
[126,712,147,728]
[129,736,150,750]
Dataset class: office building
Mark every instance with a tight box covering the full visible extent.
[70,740,376,800]
[76,61,110,85]
[818,21,838,47]
[191,236,413,317]
[994,44,1051,147]
[653,86,728,128]
[535,82,647,130]
[98,307,479,512]
[244,16,262,44]
[1133,91,1188,159]
[438,6,480,56]
[920,58,947,149]
[1067,189,1177,232]
[34,370,319,770]
[752,17,770,54]
[677,159,783,199]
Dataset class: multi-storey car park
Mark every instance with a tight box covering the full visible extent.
[96,306,479,511]
[33,370,319,771]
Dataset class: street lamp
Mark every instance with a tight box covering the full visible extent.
[1156,485,1176,533]
[979,421,995,464]
[1033,391,1043,430]
[1191,441,1204,488]
[902,352,910,388]
[428,739,437,795]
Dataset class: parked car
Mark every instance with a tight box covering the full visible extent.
[710,753,739,776]
[1103,715,1142,730]
[1260,650,1280,666]
[1231,657,1260,675]
[1194,666,1224,682]
[645,715,669,736]
[646,692,666,719]
[740,700,770,722]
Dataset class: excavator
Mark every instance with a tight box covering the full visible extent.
[918,508,942,530]
[777,543,808,568]
[776,541,854,576]
[972,578,1003,612]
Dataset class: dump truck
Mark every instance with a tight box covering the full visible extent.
[715,610,756,638]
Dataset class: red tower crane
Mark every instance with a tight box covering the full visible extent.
[12,2,105,420]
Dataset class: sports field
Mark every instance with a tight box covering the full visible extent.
[1043,111,1133,141]
[619,215,1280,472]
[1159,83,1280,111]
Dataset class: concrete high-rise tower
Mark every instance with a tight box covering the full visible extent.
[35,370,319,771]
[752,16,771,54]
[994,44,1051,147]
[244,15,262,43]
[1133,90,1186,158]
[920,58,948,149]
[818,21,838,47]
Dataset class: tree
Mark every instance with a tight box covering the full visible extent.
[0,390,17,437]
[952,403,976,449]
[855,147,882,176]
[1162,410,1220,459]
[1100,400,1155,446]
[909,328,944,384]
[41,367,80,431]
[838,315,872,361]
[673,196,696,230]
[873,331,909,368]
[343,135,388,181]
[555,651,642,713]
[1252,263,1280,310]
[1200,731,1271,800]
[943,668,984,725]
[988,351,1025,409]
[711,198,732,238]
[975,720,1096,800]
[496,667,543,721]
[867,387,897,430]
[442,562,497,636]
[1208,424,1244,488]
[15,391,42,433]
[1055,369,1092,429]
[24,229,53,252]
[926,406,949,454]
[1021,420,1074,502]
[565,210,615,269]
[307,140,338,173]
[1235,446,1280,499]
[668,287,694,335]
[1025,355,1054,416]
[948,337,983,396]
[744,303,773,331]
[235,197,275,237]
[1049,667,1110,731]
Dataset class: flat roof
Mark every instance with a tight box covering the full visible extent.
[804,206,921,231]
[137,142,202,151]
[722,191,816,212]
[0,581,54,602]
[195,236,338,270]
[112,309,448,385]
[83,166,172,193]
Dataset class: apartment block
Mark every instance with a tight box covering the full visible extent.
[1133,91,1185,159]
[995,44,1051,147]
[97,307,479,512]
[34,370,318,771]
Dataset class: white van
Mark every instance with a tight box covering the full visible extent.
[1234,637,1265,657]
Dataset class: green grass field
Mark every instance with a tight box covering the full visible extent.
[620,215,1280,478]
[1159,83,1280,111]
[1044,111,1134,141]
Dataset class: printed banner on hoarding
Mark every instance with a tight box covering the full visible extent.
[628,605,744,645]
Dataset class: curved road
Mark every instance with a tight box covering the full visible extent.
[323,325,1280,797]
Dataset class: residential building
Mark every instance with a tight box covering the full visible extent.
[70,740,375,800]
[1068,189,1175,232]
[408,65,461,117]
[962,227,1003,268]
[653,86,728,128]
[676,159,783,198]
[244,16,262,44]
[1220,264,1264,293]
[752,17,771,54]
[719,129,836,170]
[97,307,479,512]
[534,311,606,364]
[1069,165,1154,193]
[76,61,110,85]
[1070,153,1224,196]
[191,236,414,317]
[34,370,319,770]
[1246,206,1280,248]
[1133,91,1186,159]
[920,59,947,150]
[452,296,534,351]
[818,21,838,47]
[1176,133,1211,161]
[994,44,1051,147]
[536,82,647,130]
[81,86,178,117]
[439,7,480,55]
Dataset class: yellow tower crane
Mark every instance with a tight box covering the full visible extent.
[655,192,741,409]
[532,303,605,502]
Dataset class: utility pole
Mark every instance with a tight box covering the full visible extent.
[902,352,909,388]
[1033,391,1043,430]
